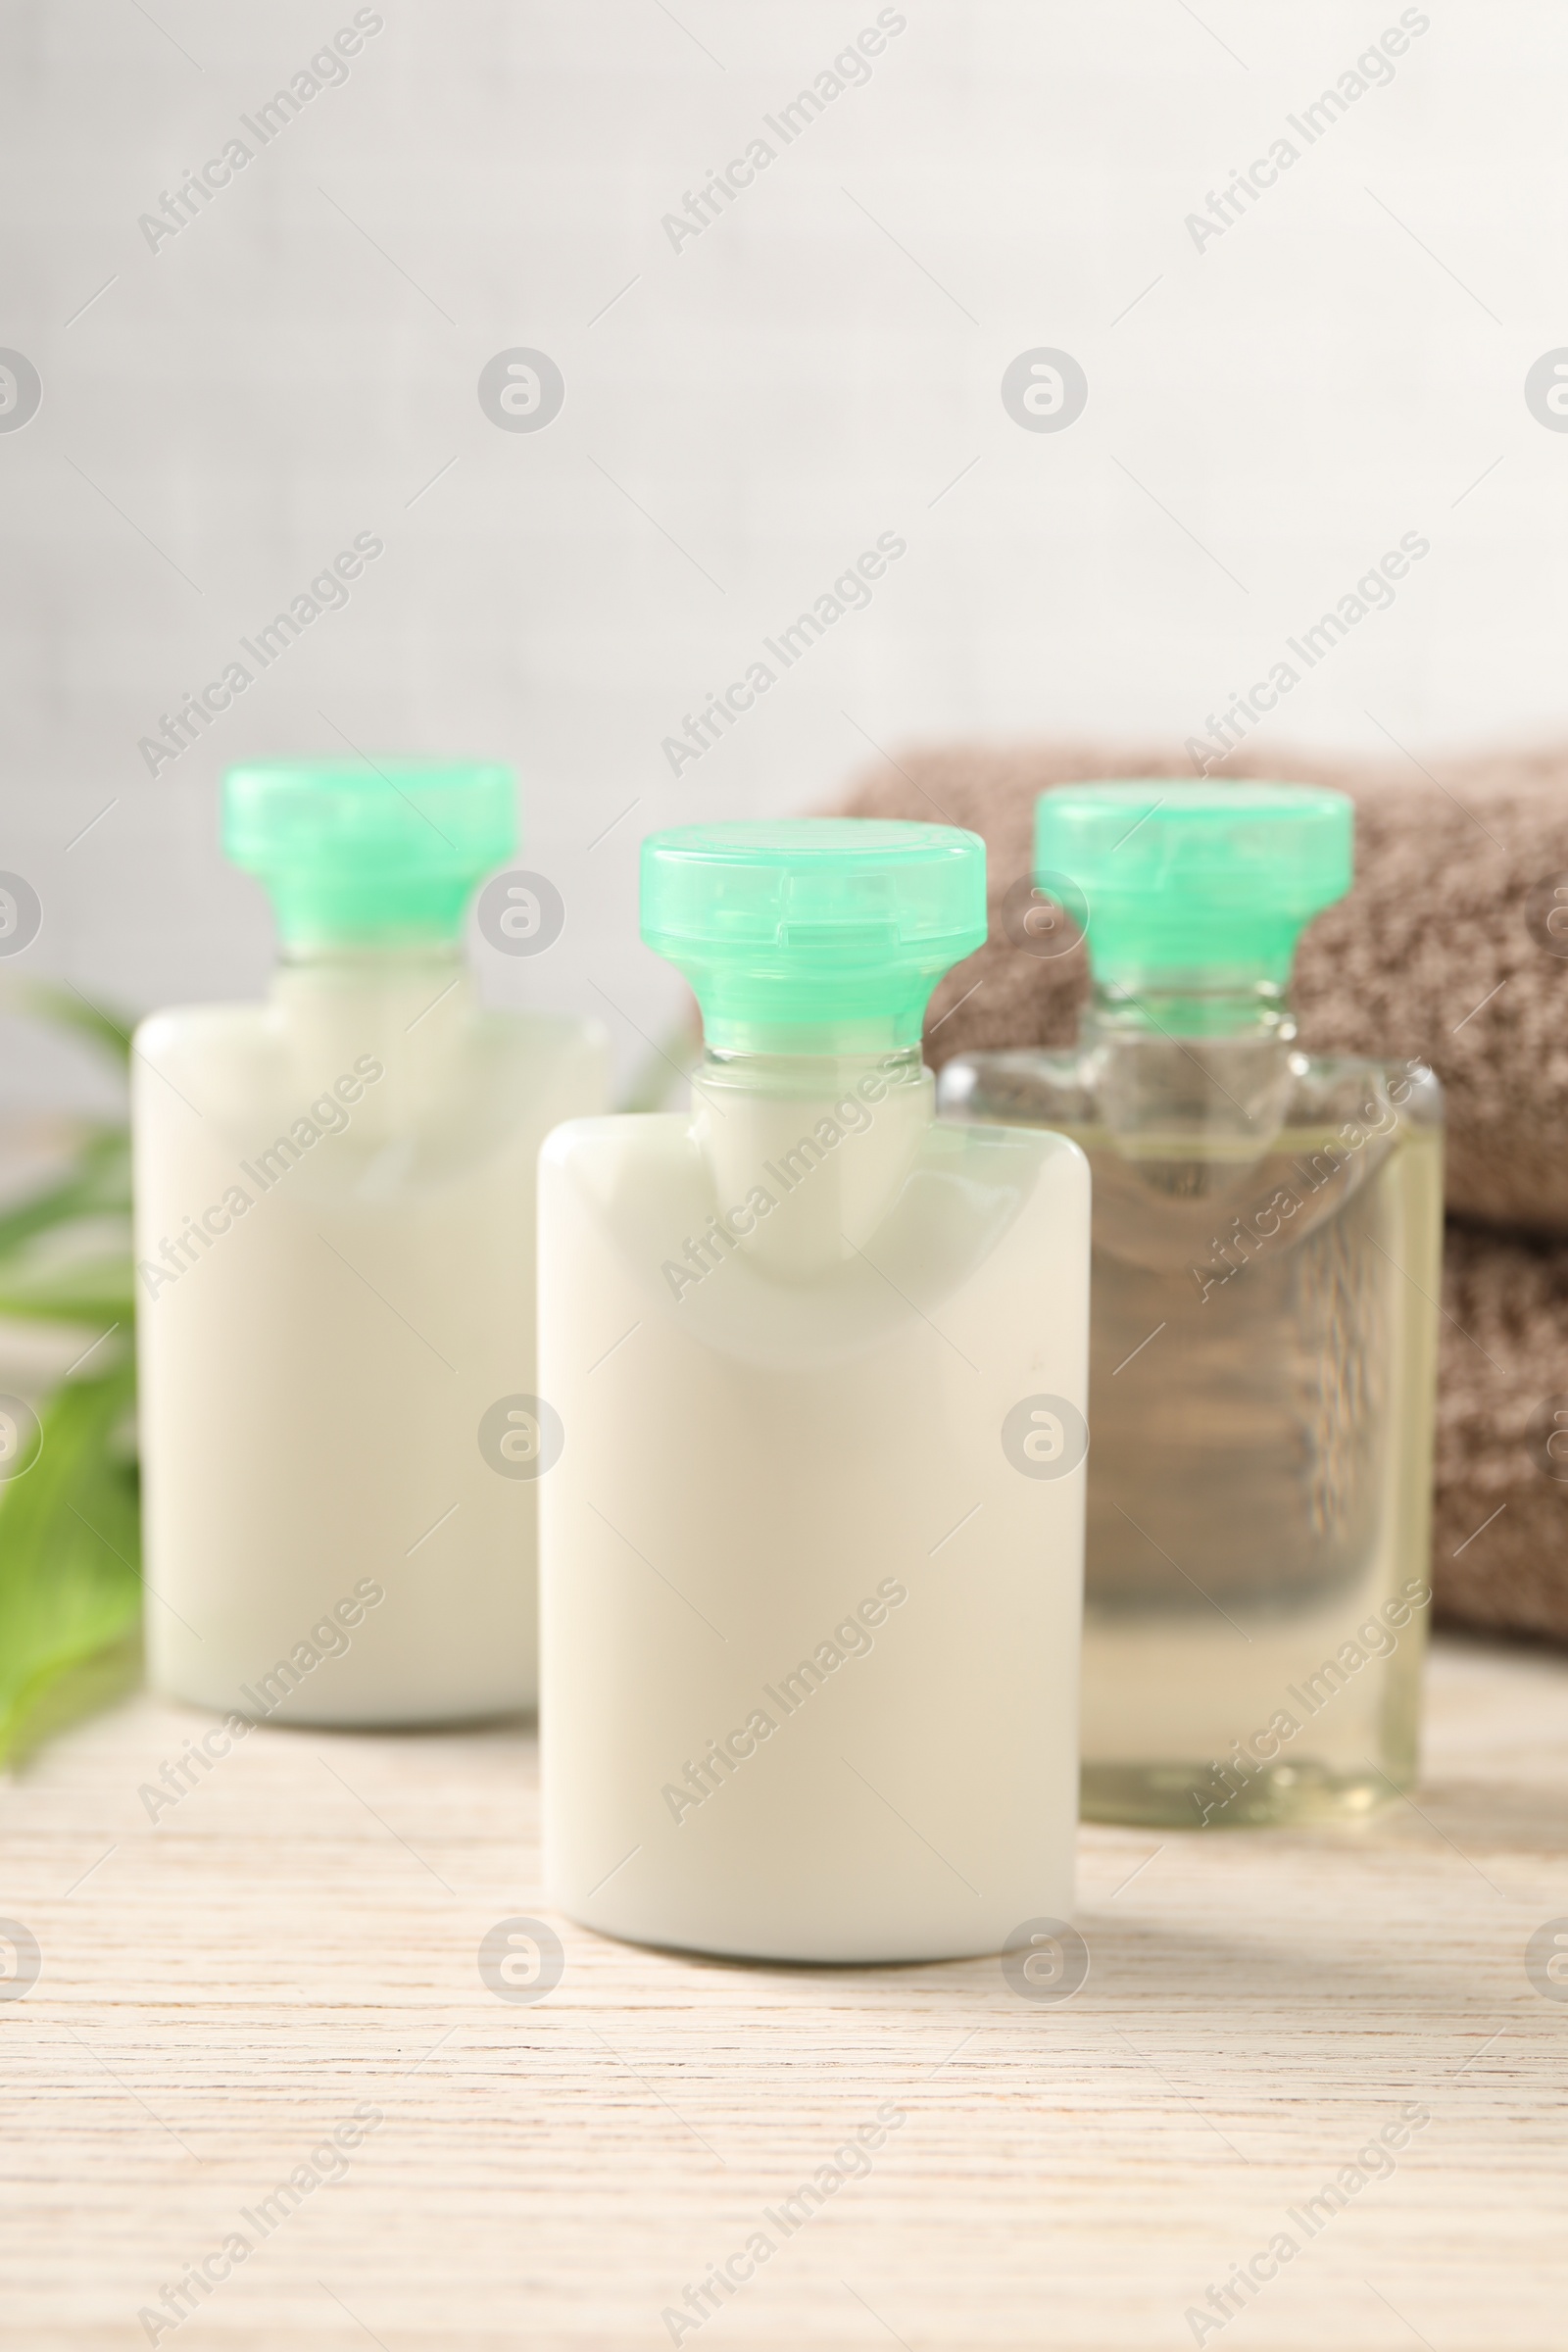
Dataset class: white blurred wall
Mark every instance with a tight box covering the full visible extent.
[0,0,1561,1102]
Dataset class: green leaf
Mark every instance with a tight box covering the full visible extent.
[10,979,134,1068]
[0,985,142,1762]
[3,1632,141,1764]
[0,1127,130,1262]
[0,1357,141,1765]
[0,1253,136,1327]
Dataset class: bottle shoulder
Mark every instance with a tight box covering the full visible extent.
[937,1042,1444,1282]
[136,996,608,1059]
[540,1107,1089,1367]
[542,1105,1087,1182]
[938,1044,1444,1137]
[134,1001,253,1055]
[133,995,610,1160]
[540,1109,685,1173]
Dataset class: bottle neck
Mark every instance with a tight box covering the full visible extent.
[276,931,464,969]
[691,1041,929,1276]
[1081,971,1297,1156]
[698,1039,924,1092]
[270,939,476,1103]
[1083,971,1297,1044]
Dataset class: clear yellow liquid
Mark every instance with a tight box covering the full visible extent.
[940,1046,1443,1827]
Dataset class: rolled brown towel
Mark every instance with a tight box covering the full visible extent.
[1438,1220,1568,1642]
[838,740,1568,1235]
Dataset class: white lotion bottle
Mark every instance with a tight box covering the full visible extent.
[134,760,609,1724]
[540,819,1090,1964]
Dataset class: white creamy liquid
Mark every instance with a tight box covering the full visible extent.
[134,956,608,1724]
[539,1056,1090,1964]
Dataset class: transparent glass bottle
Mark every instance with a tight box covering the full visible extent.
[938,783,1443,1829]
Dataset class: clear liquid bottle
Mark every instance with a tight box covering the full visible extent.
[938,783,1443,1828]
[539,820,1090,1961]
[134,760,609,1725]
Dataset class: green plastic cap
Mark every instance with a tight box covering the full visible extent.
[223,760,516,946]
[641,818,987,1051]
[1035,781,1353,985]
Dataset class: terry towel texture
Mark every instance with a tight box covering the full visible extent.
[835,740,1568,1642]
[1439,1222,1568,1644]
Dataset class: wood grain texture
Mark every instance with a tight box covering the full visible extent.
[3,1635,1566,2352]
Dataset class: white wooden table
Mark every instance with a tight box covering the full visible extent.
[5,1634,1566,2352]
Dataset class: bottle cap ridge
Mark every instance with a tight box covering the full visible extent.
[641,818,987,1049]
[1035,780,1353,984]
[223,760,516,945]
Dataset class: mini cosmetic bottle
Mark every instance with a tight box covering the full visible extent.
[539,819,1090,1962]
[134,760,609,1724]
[939,783,1443,1828]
